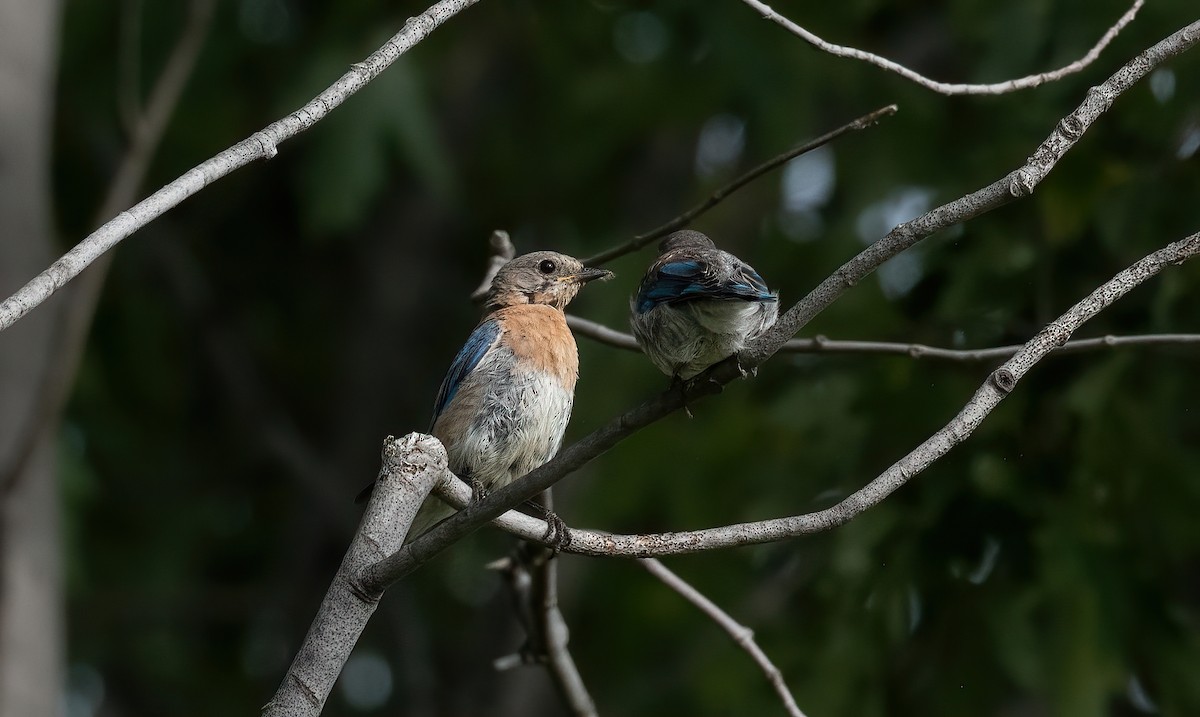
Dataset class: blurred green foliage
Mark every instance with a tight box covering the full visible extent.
[51,0,1200,715]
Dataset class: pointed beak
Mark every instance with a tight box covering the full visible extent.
[567,267,614,284]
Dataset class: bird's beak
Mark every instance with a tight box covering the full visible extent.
[565,267,614,284]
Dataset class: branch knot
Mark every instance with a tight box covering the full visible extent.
[1058,114,1085,141]
[1008,168,1036,198]
[990,368,1017,394]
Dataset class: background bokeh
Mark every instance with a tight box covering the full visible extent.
[43,0,1200,714]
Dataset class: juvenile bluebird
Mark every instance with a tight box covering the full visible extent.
[630,230,777,380]
[361,251,612,542]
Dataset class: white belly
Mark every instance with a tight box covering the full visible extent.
[444,368,574,491]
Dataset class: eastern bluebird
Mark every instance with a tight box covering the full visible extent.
[361,251,612,541]
[630,230,777,380]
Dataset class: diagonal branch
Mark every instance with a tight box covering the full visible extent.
[0,0,483,333]
[742,0,1144,95]
[640,558,806,717]
[566,314,1200,362]
[359,19,1200,592]
[584,104,897,267]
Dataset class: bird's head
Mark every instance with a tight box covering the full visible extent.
[658,229,716,254]
[486,251,613,310]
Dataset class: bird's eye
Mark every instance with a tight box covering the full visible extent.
[538,259,557,274]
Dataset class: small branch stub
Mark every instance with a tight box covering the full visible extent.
[990,368,1016,394]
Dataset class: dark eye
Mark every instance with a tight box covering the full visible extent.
[538,259,556,274]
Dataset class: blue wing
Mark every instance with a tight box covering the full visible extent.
[432,319,502,423]
[635,259,775,314]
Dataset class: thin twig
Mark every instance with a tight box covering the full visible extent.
[583,104,897,267]
[566,315,640,351]
[640,559,805,717]
[566,314,1200,361]
[743,0,1144,95]
[359,20,1200,591]
[0,0,484,333]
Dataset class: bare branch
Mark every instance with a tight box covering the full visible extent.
[566,314,1200,362]
[566,315,640,351]
[0,0,483,333]
[640,559,806,717]
[263,434,446,717]
[743,0,1144,95]
[358,21,1200,591]
[787,333,1200,360]
[584,104,897,267]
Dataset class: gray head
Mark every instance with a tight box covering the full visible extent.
[658,229,716,254]
[486,251,613,310]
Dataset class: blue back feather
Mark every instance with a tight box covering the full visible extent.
[432,319,501,422]
[636,259,775,314]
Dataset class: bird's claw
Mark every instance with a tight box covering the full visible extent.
[523,500,572,553]
[669,373,697,418]
[542,510,572,553]
[734,353,757,378]
[468,476,490,504]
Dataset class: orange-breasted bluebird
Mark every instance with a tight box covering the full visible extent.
[630,230,777,380]
[393,251,611,540]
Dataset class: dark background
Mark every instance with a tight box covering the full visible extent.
[49,0,1200,715]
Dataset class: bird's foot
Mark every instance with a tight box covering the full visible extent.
[468,476,490,504]
[523,500,572,553]
[734,352,758,378]
[670,372,697,418]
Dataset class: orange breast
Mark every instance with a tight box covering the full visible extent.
[494,305,579,390]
